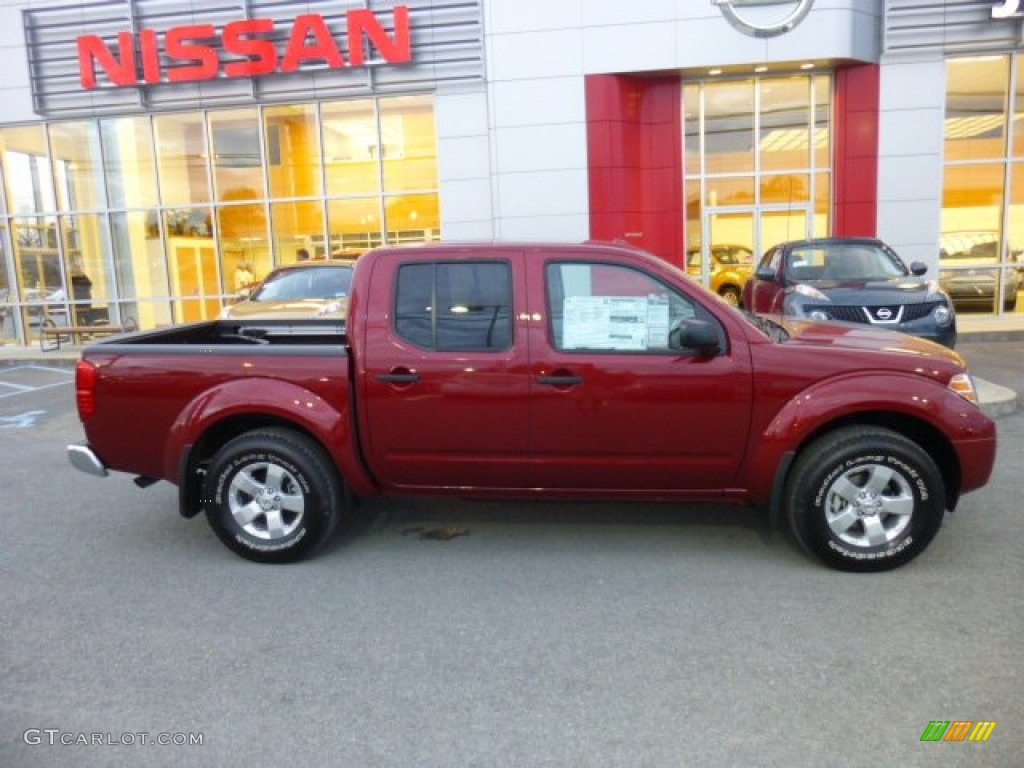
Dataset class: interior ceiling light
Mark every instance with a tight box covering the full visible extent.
[800,62,815,70]
[709,68,723,76]
[755,66,768,73]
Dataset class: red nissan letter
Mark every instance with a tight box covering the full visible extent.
[78,32,138,88]
[347,6,411,66]
[281,14,345,72]
[223,19,279,77]
[166,24,219,82]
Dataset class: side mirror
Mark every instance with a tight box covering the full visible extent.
[755,265,777,282]
[909,261,928,277]
[669,319,721,355]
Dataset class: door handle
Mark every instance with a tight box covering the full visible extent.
[377,371,421,384]
[537,374,583,386]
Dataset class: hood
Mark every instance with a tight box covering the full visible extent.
[778,317,964,366]
[798,277,935,304]
[222,297,349,320]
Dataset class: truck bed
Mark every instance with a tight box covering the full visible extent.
[85,319,347,350]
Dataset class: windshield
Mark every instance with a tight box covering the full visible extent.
[785,243,908,282]
[252,266,353,302]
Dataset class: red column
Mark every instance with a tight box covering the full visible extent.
[585,74,684,266]
[833,63,880,237]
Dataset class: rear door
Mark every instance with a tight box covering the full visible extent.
[525,254,753,492]
[358,250,532,490]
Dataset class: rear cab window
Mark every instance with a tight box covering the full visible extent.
[395,261,514,351]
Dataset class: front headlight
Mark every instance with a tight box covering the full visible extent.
[808,309,830,321]
[948,373,978,405]
[932,304,952,326]
[793,283,829,301]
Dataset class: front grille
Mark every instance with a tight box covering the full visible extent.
[805,302,940,324]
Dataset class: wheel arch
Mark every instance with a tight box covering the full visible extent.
[764,410,961,528]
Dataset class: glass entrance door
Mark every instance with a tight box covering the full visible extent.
[691,206,810,306]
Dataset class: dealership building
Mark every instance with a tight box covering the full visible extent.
[0,0,1021,344]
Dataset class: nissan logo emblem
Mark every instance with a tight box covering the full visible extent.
[712,0,815,38]
[876,308,893,320]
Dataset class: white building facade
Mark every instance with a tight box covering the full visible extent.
[0,0,1020,344]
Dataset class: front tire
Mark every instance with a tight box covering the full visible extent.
[784,427,945,572]
[203,428,342,563]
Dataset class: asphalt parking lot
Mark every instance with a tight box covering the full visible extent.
[1,344,1021,767]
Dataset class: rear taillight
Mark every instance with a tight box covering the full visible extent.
[76,360,98,420]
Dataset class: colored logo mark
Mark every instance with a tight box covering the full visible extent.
[920,721,997,742]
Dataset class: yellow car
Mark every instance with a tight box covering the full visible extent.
[686,245,754,308]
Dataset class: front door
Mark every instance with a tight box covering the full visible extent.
[525,254,752,492]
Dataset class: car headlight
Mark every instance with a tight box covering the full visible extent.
[808,309,830,321]
[932,304,952,326]
[793,283,829,301]
[948,373,978,405]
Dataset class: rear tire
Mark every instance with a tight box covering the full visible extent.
[784,427,945,572]
[203,428,342,563]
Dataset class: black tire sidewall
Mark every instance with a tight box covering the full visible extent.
[204,431,338,563]
[788,431,945,572]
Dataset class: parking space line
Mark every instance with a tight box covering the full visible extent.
[0,381,33,392]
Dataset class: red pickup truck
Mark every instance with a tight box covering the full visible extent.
[68,242,997,572]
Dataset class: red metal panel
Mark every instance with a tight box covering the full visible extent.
[585,74,684,267]
[833,64,880,237]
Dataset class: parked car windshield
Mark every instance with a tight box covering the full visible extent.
[251,265,354,302]
[786,243,908,282]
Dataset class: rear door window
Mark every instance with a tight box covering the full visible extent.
[395,261,513,351]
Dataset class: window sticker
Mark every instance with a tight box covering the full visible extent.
[563,295,670,350]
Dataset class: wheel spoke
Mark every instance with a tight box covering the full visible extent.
[279,492,304,515]
[828,507,860,535]
[880,494,915,518]
[862,516,890,546]
[264,464,288,492]
[233,469,265,498]
[233,500,263,528]
[830,475,862,504]
[864,465,895,496]
[265,508,286,539]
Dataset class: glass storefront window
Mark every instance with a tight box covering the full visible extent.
[381,95,439,193]
[814,172,831,238]
[760,77,810,172]
[217,203,270,295]
[813,76,831,170]
[1,125,56,215]
[684,84,701,176]
[704,80,755,175]
[110,210,170,329]
[209,108,266,203]
[328,197,383,255]
[384,193,440,244]
[706,176,755,206]
[60,213,113,324]
[101,117,158,209]
[760,174,810,205]
[945,57,1009,163]
[322,99,381,197]
[49,122,106,212]
[0,95,440,343]
[684,73,830,281]
[155,112,211,206]
[272,200,325,263]
[0,224,15,344]
[265,104,323,199]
